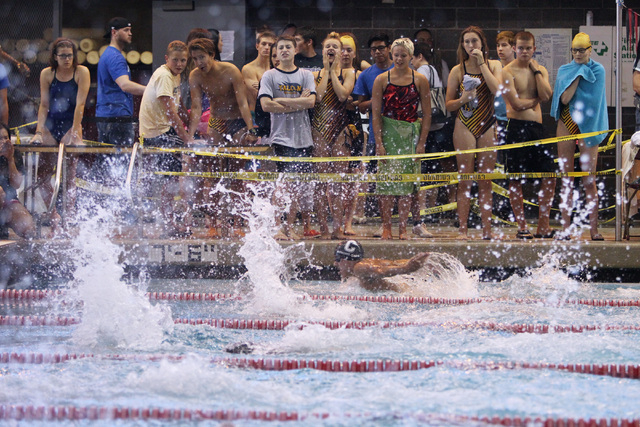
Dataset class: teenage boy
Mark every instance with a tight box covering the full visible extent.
[501,31,555,239]
[188,37,257,238]
[242,30,277,111]
[259,35,316,239]
[139,40,191,236]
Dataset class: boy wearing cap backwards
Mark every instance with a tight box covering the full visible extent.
[334,240,430,292]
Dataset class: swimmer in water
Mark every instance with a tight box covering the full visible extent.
[334,240,431,293]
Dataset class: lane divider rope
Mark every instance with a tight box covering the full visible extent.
[3,315,640,334]
[2,352,640,379]
[1,404,638,425]
[3,289,639,308]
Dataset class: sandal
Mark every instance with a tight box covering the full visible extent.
[534,230,556,239]
[516,229,533,239]
[591,233,604,241]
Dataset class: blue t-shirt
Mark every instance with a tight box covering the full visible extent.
[352,63,394,152]
[96,46,133,117]
[0,64,9,91]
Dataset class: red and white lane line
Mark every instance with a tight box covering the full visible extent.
[2,352,640,380]
[0,405,638,425]
[3,314,640,334]
[2,289,640,308]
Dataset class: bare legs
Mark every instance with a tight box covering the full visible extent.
[453,121,496,239]
[557,121,600,239]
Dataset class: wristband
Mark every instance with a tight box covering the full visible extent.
[35,131,42,135]
[533,70,542,75]
[246,128,258,136]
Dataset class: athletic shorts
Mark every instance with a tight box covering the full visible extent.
[272,144,313,174]
[504,119,556,173]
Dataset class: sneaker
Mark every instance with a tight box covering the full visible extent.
[373,226,383,237]
[412,223,434,238]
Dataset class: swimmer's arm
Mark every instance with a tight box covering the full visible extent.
[355,253,431,280]
[501,67,538,112]
[187,70,203,138]
[314,69,329,103]
[445,65,473,112]
[241,65,259,102]
[482,60,502,95]
[560,77,580,105]
[65,65,90,145]
[530,62,552,103]
[159,95,191,143]
[371,74,385,156]
[115,75,146,96]
[330,62,355,103]
[416,74,431,154]
[231,67,256,130]
[32,68,53,143]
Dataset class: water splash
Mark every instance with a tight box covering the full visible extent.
[386,252,479,298]
[237,183,367,320]
[504,251,581,305]
[64,205,173,350]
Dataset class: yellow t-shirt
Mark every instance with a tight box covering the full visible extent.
[139,64,181,139]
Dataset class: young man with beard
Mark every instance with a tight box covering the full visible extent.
[96,17,146,148]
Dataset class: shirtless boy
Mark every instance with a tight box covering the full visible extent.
[242,31,276,112]
[334,240,431,293]
[187,37,257,237]
[501,31,554,239]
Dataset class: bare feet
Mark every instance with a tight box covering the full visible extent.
[457,231,468,240]
[331,227,347,240]
[398,224,408,240]
[344,226,357,236]
[381,227,393,240]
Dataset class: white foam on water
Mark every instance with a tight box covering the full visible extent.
[386,252,480,299]
[502,252,581,304]
[64,207,173,350]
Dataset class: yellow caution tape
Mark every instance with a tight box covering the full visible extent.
[154,169,617,183]
[143,128,620,163]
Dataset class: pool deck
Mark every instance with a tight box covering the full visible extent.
[2,223,640,282]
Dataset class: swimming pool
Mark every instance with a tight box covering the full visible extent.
[2,268,640,425]
[2,192,640,425]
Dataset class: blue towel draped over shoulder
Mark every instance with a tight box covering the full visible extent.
[550,59,608,147]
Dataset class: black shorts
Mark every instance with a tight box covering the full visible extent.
[143,128,184,173]
[504,119,556,173]
[422,119,454,174]
[272,144,313,174]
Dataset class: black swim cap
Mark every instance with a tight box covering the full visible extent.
[334,240,364,262]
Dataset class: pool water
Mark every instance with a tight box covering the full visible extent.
[2,192,640,425]
[2,272,640,425]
